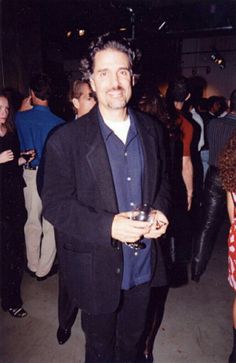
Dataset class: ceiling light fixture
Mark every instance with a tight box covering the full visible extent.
[78,29,85,37]
[210,48,225,69]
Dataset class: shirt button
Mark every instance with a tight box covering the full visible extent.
[124,152,128,156]
[116,267,121,274]
[130,202,134,207]
[127,177,131,181]
[134,251,138,256]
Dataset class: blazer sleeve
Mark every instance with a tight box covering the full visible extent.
[39,130,114,249]
[152,121,172,220]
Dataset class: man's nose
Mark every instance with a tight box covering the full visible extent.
[110,73,119,88]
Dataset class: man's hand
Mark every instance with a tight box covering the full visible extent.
[19,149,36,166]
[144,210,168,239]
[111,212,151,243]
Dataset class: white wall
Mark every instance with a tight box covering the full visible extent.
[181,35,236,100]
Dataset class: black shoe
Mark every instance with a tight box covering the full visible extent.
[137,353,153,363]
[7,307,28,318]
[57,326,71,345]
[36,264,58,281]
[229,350,236,363]
[25,267,36,278]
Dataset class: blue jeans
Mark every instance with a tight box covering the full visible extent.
[200,149,209,182]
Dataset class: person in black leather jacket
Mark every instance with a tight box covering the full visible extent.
[192,89,236,281]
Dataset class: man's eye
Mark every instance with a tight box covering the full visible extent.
[100,71,107,77]
[119,70,129,76]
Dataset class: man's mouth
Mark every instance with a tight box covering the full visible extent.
[108,89,123,98]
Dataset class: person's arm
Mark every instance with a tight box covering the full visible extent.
[151,122,171,220]
[227,191,234,224]
[180,115,194,210]
[182,155,193,210]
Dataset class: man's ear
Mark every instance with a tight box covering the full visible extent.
[72,98,80,111]
[185,93,191,101]
[131,75,135,87]
[90,77,96,92]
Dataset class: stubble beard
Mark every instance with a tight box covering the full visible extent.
[107,99,127,110]
[106,87,130,110]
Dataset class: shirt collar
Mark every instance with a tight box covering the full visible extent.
[98,107,137,142]
[33,105,50,112]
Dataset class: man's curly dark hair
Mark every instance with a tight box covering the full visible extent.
[218,131,236,192]
[79,32,141,81]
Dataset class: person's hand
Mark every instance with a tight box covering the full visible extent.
[111,211,151,243]
[0,149,14,164]
[187,194,193,211]
[144,210,168,239]
[24,149,36,163]
[19,149,36,165]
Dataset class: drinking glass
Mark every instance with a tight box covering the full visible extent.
[21,149,35,165]
[125,203,154,250]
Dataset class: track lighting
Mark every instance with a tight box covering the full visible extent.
[210,48,225,69]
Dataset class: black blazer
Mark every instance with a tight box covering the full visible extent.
[40,106,171,314]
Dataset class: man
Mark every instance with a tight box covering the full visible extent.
[40,33,170,363]
[192,89,236,281]
[15,73,64,280]
[199,96,221,179]
[56,80,96,345]
[69,79,96,118]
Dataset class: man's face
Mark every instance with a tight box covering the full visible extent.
[90,48,132,114]
[212,101,221,115]
[77,83,96,117]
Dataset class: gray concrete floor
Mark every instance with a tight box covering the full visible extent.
[0,222,233,363]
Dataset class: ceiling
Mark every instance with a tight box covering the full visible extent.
[9,0,236,42]
[39,0,236,41]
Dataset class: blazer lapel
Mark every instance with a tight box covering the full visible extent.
[132,111,159,205]
[84,108,118,213]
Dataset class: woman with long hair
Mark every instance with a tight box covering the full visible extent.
[0,91,34,317]
[218,132,236,363]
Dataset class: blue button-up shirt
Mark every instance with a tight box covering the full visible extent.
[98,109,152,290]
[15,105,64,167]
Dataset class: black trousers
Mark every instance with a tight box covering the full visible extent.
[56,235,78,330]
[1,219,25,310]
[138,285,169,356]
[191,166,227,280]
[81,283,151,363]
[58,274,78,330]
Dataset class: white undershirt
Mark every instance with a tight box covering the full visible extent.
[103,116,131,144]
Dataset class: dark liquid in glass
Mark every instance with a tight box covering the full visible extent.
[21,153,31,161]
